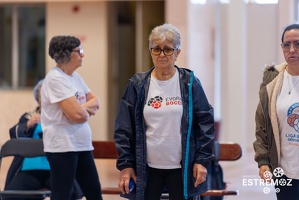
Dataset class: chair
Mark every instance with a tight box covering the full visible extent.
[0,138,51,199]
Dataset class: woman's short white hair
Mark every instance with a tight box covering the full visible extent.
[148,23,181,50]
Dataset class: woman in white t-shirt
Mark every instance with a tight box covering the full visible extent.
[41,35,102,200]
[114,23,214,200]
[254,23,299,200]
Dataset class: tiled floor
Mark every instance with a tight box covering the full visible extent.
[0,147,278,200]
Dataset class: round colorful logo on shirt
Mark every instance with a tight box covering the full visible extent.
[287,102,299,133]
[147,96,163,109]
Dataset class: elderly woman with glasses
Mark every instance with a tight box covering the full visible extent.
[40,35,102,200]
[114,23,215,200]
[254,23,299,199]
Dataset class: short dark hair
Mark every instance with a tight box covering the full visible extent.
[281,23,299,42]
[48,35,81,64]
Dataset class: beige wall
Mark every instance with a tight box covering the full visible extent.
[1,2,109,144]
[0,91,36,145]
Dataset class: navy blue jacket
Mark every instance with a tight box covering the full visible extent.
[114,66,215,199]
[6,111,41,187]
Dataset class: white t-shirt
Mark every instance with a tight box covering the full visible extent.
[144,69,183,169]
[277,70,299,179]
[41,66,94,152]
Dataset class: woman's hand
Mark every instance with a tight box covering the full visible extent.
[259,165,271,182]
[82,92,100,116]
[193,163,207,187]
[118,168,136,194]
[27,113,41,129]
[84,107,98,116]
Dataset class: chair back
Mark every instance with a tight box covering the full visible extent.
[0,139,51,199]
[92,141,118,159]
[0,139,45,158]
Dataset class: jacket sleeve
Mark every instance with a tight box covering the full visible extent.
[253,101,270,167]
[114,81,137,171]
[192,77,215,168]
[9,113,35,139]
[252,66,278,168]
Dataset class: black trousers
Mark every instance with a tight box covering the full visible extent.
[46,151,103,200]
[144,167,184,200]
[275,175,299,200]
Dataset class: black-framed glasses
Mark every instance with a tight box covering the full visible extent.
[150,47,176,56]
[72,49,84,56]
[281,41,299,51]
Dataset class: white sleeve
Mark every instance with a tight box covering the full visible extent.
[48,75,75,104]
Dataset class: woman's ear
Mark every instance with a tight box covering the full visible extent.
[176,49,181,56]
[175,49,181,60]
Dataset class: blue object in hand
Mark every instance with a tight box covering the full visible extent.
[129,178,135,193]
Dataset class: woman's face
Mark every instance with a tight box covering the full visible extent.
[69,46,84,68]
[150,39,180,70]
[282,29,299,67]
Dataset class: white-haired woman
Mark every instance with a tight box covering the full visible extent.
[114,23,215,200]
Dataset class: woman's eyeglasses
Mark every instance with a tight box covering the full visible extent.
[150,47,176,56]
[281,41,299,52]
[72,49,84,56]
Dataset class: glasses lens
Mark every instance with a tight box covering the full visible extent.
[164,48,174,56]
[294,42,299,51]
[73,49,83,55]
[282,42,291,51]
[79,49,84,55]
[151,48,161,55]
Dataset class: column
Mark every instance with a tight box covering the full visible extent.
[221,1,247,147]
